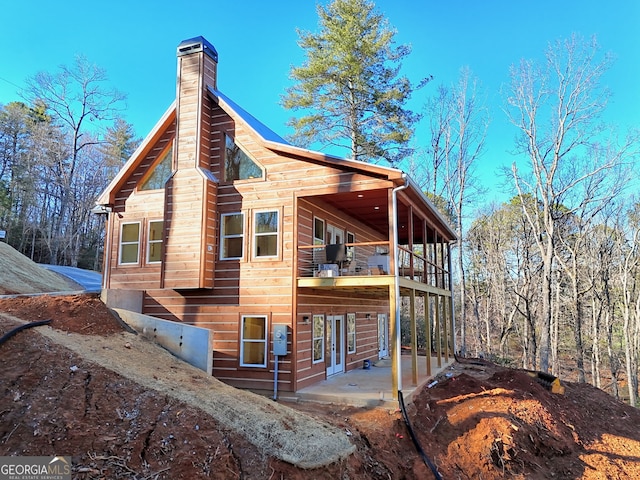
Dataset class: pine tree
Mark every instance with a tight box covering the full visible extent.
[282,0,425,165]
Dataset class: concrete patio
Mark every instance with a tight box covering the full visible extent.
[284,355,456,408]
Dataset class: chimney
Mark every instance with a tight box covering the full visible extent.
[177,36,218,90]
[175,36,218,171]
[162,37,219,289]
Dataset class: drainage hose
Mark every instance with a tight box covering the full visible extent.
[398,390,443,480]
[0,319,52,347]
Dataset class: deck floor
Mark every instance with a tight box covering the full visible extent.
[285,355,455,408]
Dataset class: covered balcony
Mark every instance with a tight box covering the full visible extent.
[294,183,457,398]
[297,240,451,294]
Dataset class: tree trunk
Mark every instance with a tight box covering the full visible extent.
[572,274,586,383]
[539,236,554,373]
[457,236,467,357]
[591,297,601,388]
[605,311,620,399]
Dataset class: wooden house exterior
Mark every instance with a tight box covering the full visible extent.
[95,37,457,398]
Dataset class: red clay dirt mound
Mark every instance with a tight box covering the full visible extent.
[2,294,640,479]
[408,359,640,479]
[0,294,123,335]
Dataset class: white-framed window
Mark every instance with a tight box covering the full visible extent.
[254,210,279,258]
[119,222,140,265]
[313,217,325,245]
[346,231,355,263]
[240,315,268,367]
[347,313,356,353]
[313,314,324,364]
[221,213,244,260]
[147,220,164,264]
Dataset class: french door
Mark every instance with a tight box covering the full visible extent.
[326,224,344,245]
[326,315,345,376]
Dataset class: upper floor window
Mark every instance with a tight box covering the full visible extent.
[313,218,325,246]
[221,213,244,260]
[346,231,355,263]
[147,220,164,263]
[224,135,262,181]
[119,222,140,264]
[140,145,173,191]
[254,210,279,258]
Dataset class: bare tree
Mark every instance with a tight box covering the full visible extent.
[618,202,640,406]
[424,68,488,356]
[505,34,635,372]
[23,55,125,265]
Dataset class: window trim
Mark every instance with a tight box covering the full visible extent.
[253,209,280,259]
[313,217,325,245]
[118,221,141,265]
[220,212,245,260]
[312,314,325,364]
[146,220,164,264]
[347,313,356,354]
[346,231,355,263]
[239,315,268,368]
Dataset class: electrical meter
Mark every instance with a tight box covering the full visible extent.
[273,324,288,356]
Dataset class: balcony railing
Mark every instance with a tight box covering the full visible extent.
[297,242,450,290]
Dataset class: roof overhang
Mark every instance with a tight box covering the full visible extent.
[95,102,176,207]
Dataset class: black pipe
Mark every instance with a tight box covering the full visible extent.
[398,390,443,480]
[0,319,52,347]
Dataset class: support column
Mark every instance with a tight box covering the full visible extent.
[410,289,418,386]
[390,285,400,399]
[447,295,455,359]
[443,294,449,362]
[435,294,442,368]
[425,293,432,376]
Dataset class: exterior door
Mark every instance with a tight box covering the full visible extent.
[326,315,345,376]
[326,224,344,245]
[378,313,389,358]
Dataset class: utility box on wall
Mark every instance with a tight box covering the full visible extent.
[273,324,288,356]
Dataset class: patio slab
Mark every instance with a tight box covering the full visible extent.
[288,355,455,408]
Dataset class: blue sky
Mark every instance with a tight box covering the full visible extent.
[1,0,638,204]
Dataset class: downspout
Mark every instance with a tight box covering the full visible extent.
[392,175,409,395]
[91,204,113,290]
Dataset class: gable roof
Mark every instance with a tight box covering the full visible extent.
[208,87,406,181]
[208,88,289,145]
[96,102,176,206]
[94,87,456,240]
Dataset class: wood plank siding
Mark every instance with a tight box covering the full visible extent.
[163,46,217,289]
[98,37,456,394]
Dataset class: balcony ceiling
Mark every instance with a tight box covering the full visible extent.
[318,189,429,244]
